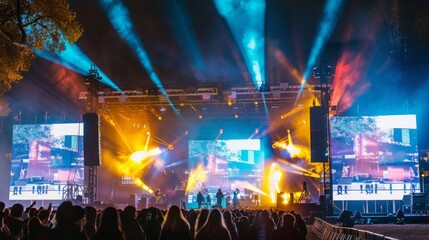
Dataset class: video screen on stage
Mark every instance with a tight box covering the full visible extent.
[10,123,84,200]
[330,115,419,201]
[188,139,264,201]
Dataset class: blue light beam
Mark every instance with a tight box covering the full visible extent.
[261,92,270,120]
[99,0,177,111]
[213,0,266,87]
[166,0,205,72]
[37,43,122,92]
[297,0,345,100]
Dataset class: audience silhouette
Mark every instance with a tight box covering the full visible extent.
[0,200,315,240]
[160,205,191,240]
[92,207,125,240]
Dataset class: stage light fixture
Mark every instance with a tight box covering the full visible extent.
[198,115,203,119]
[234,114,239,119]
[219,129,224,134]
[313,65,333,79]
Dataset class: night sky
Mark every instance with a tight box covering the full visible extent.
[4,0,429,149]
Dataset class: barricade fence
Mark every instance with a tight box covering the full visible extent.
[312,217,398,240]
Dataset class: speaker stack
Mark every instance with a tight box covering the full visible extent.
[83,113,101,166]
[310,106,328,163]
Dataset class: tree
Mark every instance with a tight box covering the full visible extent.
[0,0,83,115]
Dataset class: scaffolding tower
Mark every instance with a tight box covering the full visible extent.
[82,65,101,204]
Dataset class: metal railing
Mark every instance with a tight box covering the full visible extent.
[312,217,398,240]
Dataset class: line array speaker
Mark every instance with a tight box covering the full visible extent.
[310,106,328,162]
[83,113,101,166]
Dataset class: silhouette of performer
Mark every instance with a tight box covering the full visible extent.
[196,191,204,209]
[216,188,224,208]
[206,194,211,209]
[232,188,240,209]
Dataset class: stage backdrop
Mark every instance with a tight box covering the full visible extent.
[330,114,419,201]
[10,123,84,200]
[187,139,264,204]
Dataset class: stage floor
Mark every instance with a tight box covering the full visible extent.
[9,184,82,200]
[333,182,420,201]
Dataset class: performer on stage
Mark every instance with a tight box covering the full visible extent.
[206,194,211,209]
[196,191,204,209]
[154,188,165,203]
[216,188,224,208]
[155,188,162,197]
[232,188,240,209]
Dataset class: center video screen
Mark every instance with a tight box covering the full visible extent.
[188,139,264,197]
[10,123,84,200]
[330,115,419,201]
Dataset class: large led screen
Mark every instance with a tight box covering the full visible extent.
[188,139,264,201]
[10,123,84,200]
[330,115,419,201]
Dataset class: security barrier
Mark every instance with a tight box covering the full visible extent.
[312,217,398,240]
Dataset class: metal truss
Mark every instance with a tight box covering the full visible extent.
[87,166,98,204]
[79,84,316,108]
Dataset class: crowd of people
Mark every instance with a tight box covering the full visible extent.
[0,200,308,240]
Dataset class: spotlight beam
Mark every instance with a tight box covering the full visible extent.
[144,132,151,152]
[150,135,175,150]
[280,105,304,120]
[271,44,321,102]
[213,0,266,87]
[261,93,270,120]
[262,105,304,137]
[189,104,202,118]
[164,160,186,168]
[151,135,169,145]
[287,130,293,146]
[215,129,223,140]
[297,0,345,100]
[235,181,267,196]
[170,131,189,147]
[166,0,205,71]
[276,158,320,178]
[99,0,177,111]
[102,113,133,153]
[248,128,260,139]
[37,43,122,92]
[134,178,153,193]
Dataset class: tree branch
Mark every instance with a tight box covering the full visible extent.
[22,15,45,28]
[15,0,27,45]
[0,21,25,47]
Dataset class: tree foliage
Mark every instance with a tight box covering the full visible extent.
[0,0,83,114]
